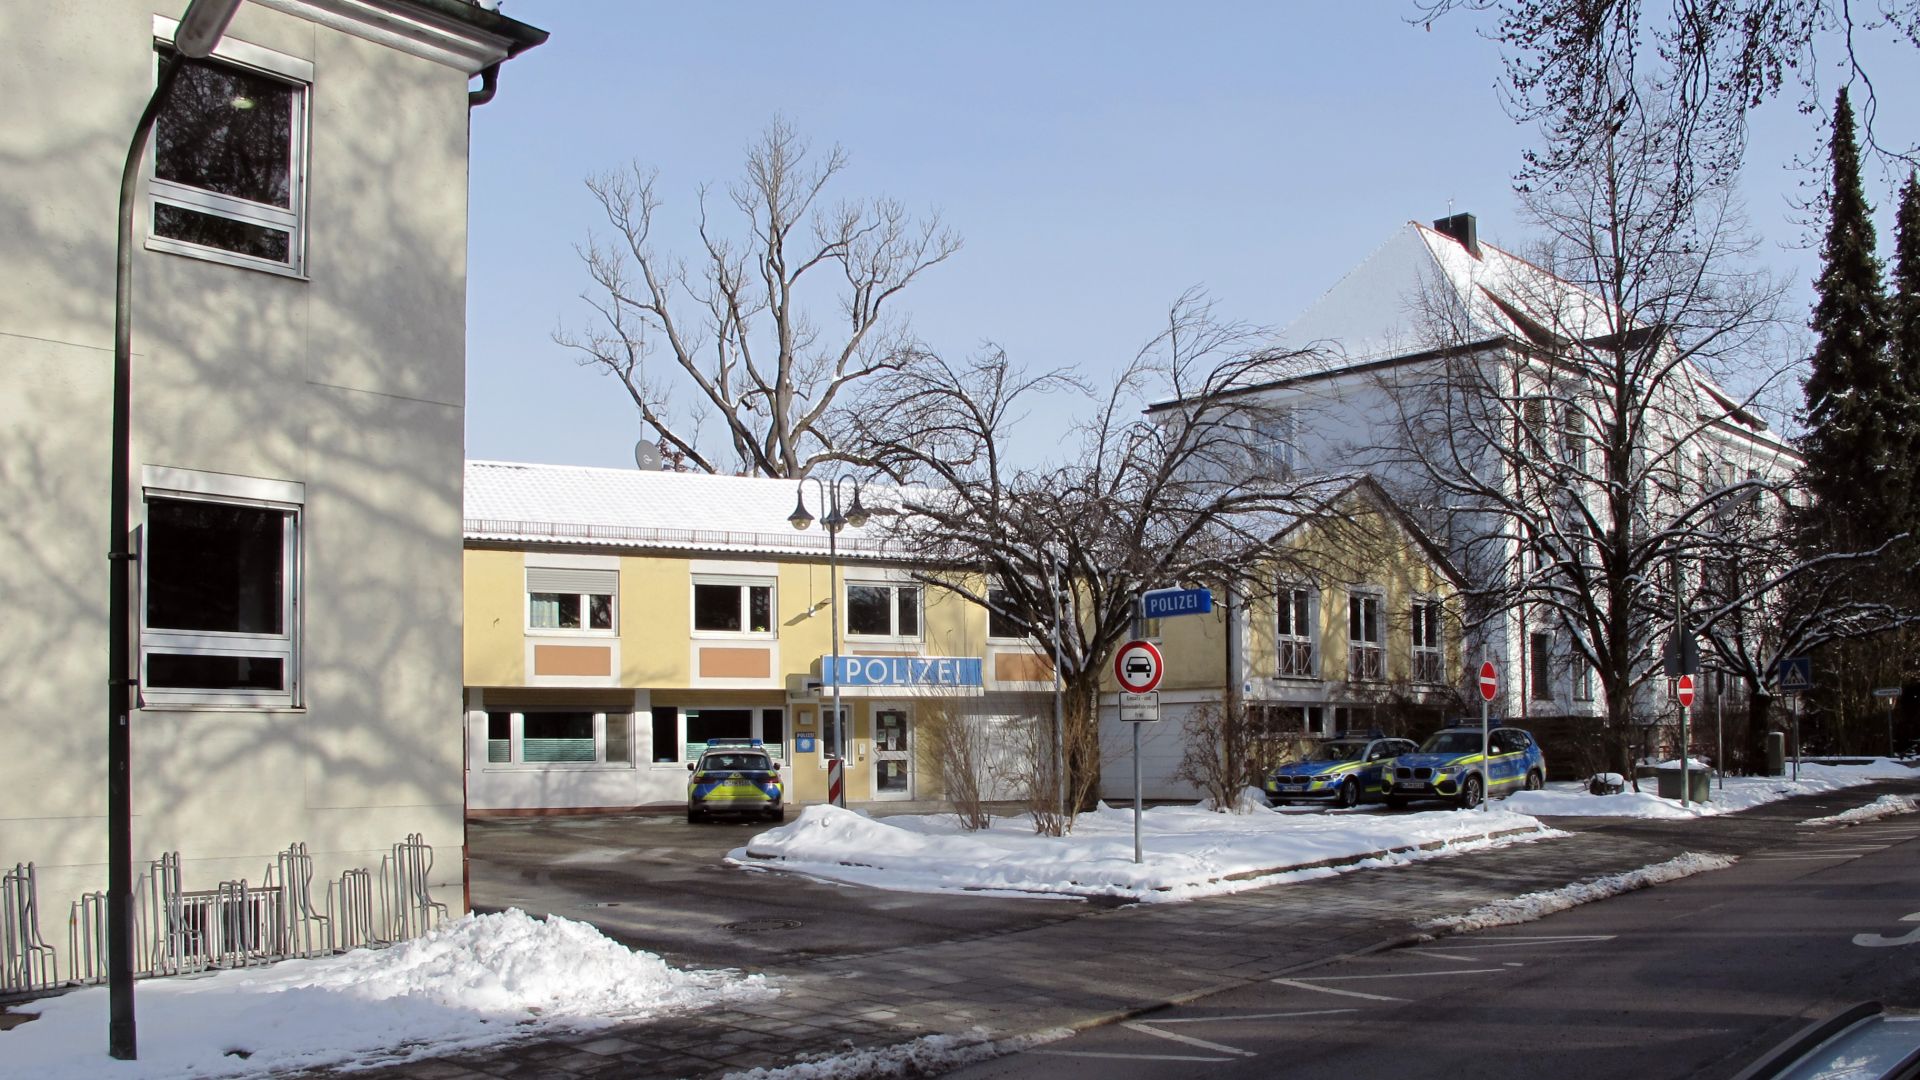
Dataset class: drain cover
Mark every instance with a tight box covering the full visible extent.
[719,918,801,933]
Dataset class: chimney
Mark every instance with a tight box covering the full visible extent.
[1431,212,1479,257]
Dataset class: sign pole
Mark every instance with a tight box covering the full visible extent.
[1477,658,1497,812]
[1677,674,1692,808]
[1132,595,1144,864]
[1716,672,1725,792]
[1792,693,1801,781]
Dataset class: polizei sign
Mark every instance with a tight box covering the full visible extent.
[821,655,985,687]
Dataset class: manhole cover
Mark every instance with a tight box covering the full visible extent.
[719,918,801,933]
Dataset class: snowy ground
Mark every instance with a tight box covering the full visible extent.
[1504,759,1916,819]
[0,910,773,1080]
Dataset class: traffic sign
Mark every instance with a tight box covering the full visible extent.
[1114,640,1164,694]
[1675,673,1695,709]
[1118,692,1160,722]
[1142,587,1213,619]
[1774,655,1813,693]
[1478,660,1498,702]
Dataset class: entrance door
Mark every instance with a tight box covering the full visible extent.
[871,707,912,800]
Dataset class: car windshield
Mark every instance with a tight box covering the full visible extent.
[1420,731,1483,755]
[703,754,770,772]
[1305,741,1366,763]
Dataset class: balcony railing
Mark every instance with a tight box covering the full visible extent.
[1277,639,1315,679]
[1348,643,1384,682]
[1412,649,1443,685]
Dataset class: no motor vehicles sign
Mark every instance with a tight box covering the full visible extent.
[1114,640,1163,694]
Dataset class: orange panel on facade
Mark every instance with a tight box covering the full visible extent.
[533,645,612,677]
[699,647,772,678]
[994,652,1054,683]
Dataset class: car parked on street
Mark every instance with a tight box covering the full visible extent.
[687,739,785,823]
[1385,721,1546,809]
[1265,732,1419,809]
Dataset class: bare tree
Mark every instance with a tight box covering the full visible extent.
[1175,700,1303,813]
[852,291,1348,832]
[1376,83,1796,776]
[558,119,960,477]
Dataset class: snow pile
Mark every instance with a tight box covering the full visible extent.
[737,802,1561,902]
[727,1026,1073,1079]
[1800,794,1919,826]
[1420,852,1737,935]
[1,910,773,1080]
[1505,760,1915,819]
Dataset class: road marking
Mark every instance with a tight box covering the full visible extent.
[1404,949,1481,962]
[1121,1021,1256,1057]
[1412,934,1616,950]
[1305,967,1510,982]
[1149,1009,1359,1025]
[1272,979,1406,1002]
[1855,910,1920,948]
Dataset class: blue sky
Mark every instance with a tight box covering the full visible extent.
[465,2,1918,471]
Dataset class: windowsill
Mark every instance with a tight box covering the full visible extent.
[690,631,777,641]
[525,629,618,639]
[844,636,925,647]
[483,763,634,772]
[146,235,308,281]
[139,702,305,713]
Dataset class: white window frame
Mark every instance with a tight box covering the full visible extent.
[482,709,631,770]
[1572,653,1596,701]
[526,566,617,636]
[845,580,922,642]
[1347,589,1384,682]
[1411,597,1444,685]
[148,16,312,277]
[139,466,303,709]
[690,575,777,639]
[1252,410,1298,478]
[1276,583,1317,679]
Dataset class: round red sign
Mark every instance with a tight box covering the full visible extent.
[1676,673,1695,709]
[1114,640,1164,694]
[1478,660,1499,702]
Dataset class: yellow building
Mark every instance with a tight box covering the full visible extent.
[463,461,1056,813]
[1100,476,1465,800]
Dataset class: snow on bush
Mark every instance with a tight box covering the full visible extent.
[1420,852,1737,935]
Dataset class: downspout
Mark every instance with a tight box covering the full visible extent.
[468,63,500,108]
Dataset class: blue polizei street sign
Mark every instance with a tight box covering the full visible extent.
[1142,587,1213,619]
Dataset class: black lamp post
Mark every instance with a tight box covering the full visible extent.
[788,478,869,808]
[108,0,241,1059]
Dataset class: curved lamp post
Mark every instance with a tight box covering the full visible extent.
[787,478,869,808]
[108,0,241,1060]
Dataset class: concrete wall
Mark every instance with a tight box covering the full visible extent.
[0,2,496,914]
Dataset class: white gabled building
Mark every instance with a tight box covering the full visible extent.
[1153,214,1800,759]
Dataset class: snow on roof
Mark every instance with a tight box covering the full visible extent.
[464,460,904,559]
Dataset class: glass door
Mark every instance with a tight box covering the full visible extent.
[872,707,912,800]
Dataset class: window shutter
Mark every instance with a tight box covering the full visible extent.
[526,567,616,594]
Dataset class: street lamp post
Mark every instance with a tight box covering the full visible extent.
[788,477,870,809]
[108,0,241,1060]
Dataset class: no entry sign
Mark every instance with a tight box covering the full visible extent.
[1478,660,1498,702]
[1676,673,1695,709]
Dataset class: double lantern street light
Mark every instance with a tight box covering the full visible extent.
[787,478,872,808]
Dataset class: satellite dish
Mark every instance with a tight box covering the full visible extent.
[634,440,662,471]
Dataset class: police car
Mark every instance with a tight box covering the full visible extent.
[686,739,784,823]
[1384,720,1546,809]
[1265,732,1419,809]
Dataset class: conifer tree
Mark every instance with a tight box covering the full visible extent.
[1800,88,1896,551]
[1891,171,1920,531]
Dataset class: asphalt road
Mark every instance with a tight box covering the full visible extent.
[945,814,1920,1079]
[466,812,1102,968]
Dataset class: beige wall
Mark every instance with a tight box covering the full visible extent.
[0,2,500,912]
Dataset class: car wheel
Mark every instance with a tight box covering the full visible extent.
[686,807,704,824]
[1460,775,1484,809]
[765,806,786,823]
[1525,770,1544,791]
[1384,795,1408,810]
[1337,779,1360,809]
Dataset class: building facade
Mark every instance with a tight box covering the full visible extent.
[463,461,1059,813]
[0,0,545,960]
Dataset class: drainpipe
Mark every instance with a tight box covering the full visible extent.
[468,63,500,108]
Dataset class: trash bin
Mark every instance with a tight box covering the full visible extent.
[1766,731,1786,776]
[1657,767,1712,802]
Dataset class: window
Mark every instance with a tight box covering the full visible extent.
[692,578,773,635]
[149,27,309,274]
[1561,406,1587,469]
[847,582,920,639]
[483,710,628,766]
[1530,632,1555,700]
[1347,592,1383,681]
[1277,585,1316,678]
[1411,600,1444,684]
[1251,411,1298,479]
[651,706,680,764]
[140,469,301,708]
[987,587,1025,640]
[1572,654,1596,701]
[528,568,615,632]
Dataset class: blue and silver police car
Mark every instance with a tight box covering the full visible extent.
[1265,732,1419,809]
[686,739,784,823]
[1385,721,1546,809]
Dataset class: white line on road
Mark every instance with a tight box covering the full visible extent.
[1148,1009,1359,1025]
[1121,1021,1256,1057]
[1407,934,1617,950]
[1035,1051,1233,1062]
[1272,979,1406,1002]
[1303,967,1510,982]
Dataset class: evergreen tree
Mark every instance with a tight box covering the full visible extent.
[1891,171,1920,531]
[1800,88,1896,552]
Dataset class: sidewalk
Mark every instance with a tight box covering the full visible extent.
[340,779,1917,1079]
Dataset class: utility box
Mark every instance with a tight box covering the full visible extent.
[1766,731,1787,776]
[1657,768,1712,802]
